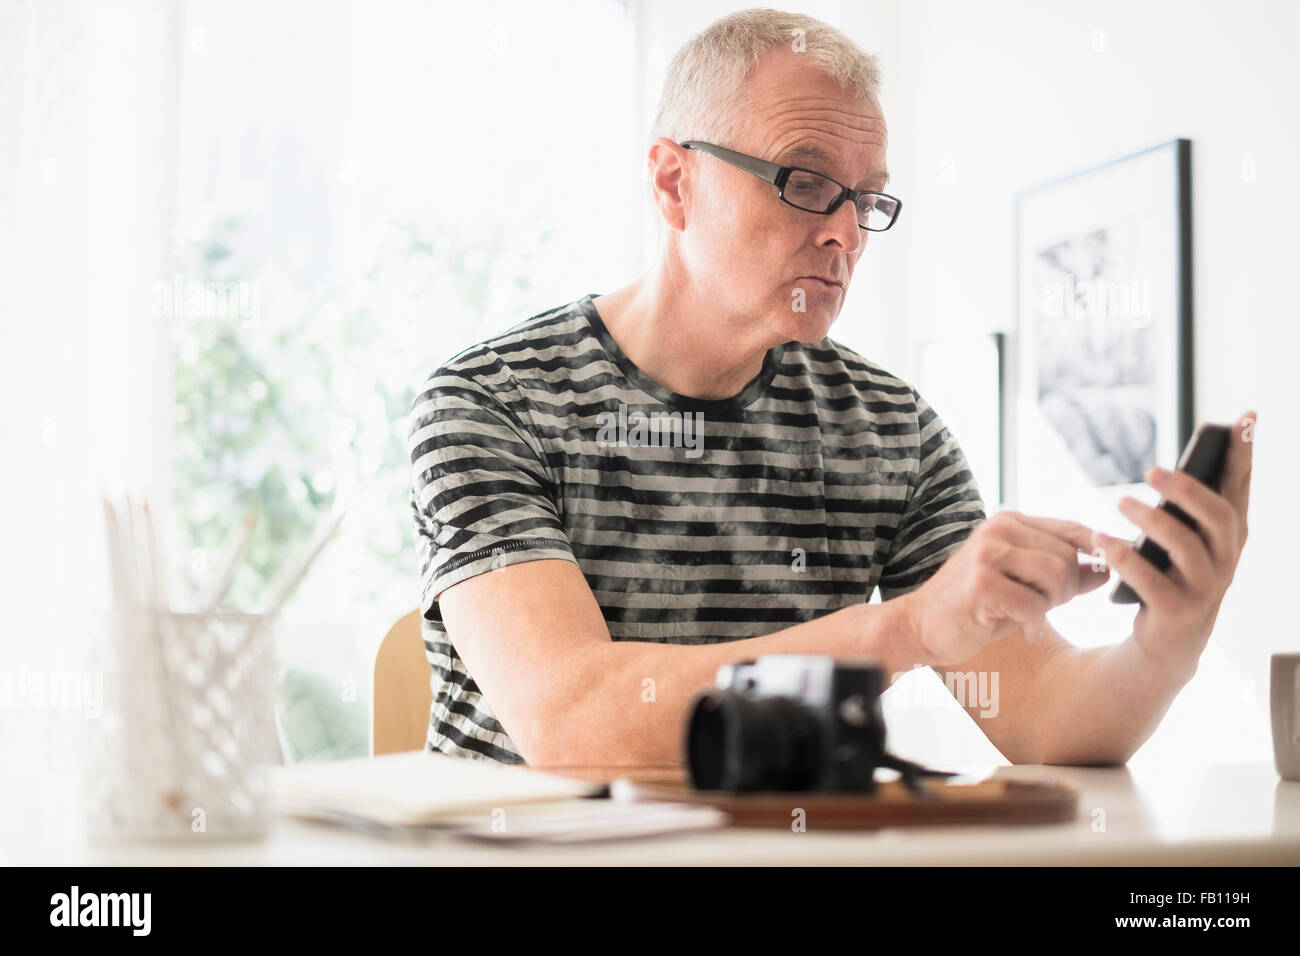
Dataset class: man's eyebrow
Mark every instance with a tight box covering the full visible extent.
[781,144,890,188]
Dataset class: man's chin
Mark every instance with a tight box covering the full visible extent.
[769,304,839,344]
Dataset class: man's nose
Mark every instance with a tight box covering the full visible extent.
[824,198,863,254]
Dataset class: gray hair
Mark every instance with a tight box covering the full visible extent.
[648,8,883,149]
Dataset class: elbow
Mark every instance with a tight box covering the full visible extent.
[1031,741,1134,767]
[506,657,622,769]
[1010,717,1136,766]
[507,696,586,769]
[511,702,623,770]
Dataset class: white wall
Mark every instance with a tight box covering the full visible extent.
[838,0,1300,768]
[636,1,1298,768]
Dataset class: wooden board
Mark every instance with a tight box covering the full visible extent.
[610,772,1078,828]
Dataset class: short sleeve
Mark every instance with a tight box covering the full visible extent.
[407,360,577,620]
[876,389,987,602]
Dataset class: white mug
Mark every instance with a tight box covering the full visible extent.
[1270,653,1300,782]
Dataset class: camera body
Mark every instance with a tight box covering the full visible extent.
[685,654,891,793]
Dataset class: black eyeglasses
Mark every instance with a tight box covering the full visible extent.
[680,141,902,232]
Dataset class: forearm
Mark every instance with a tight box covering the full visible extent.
[1022,633,1194,765]
[538,598,926,770]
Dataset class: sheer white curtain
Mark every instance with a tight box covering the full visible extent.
[1,0,651,800]
[0,0,183,846]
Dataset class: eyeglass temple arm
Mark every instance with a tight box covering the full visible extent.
[680,141,783,185]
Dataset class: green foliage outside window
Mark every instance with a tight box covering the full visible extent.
[169,212,551,759]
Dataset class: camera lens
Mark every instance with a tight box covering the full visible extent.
[686,690,824,791]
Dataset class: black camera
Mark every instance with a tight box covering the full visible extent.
[684,654,955,794]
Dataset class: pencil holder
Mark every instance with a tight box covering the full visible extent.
[86,605,283,841]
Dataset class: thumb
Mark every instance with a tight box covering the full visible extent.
[1073,552,1111,596]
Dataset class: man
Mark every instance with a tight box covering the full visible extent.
[406,9,1253,770]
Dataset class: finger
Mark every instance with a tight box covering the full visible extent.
[1000,516,1103,601]
[994,538,1074,607]
[999,514,1091,580]
[996,514,1112,599]
[1148,466,1238,564]
[1092,530,1180,609]
[1117,495,1215,587]
[1223,410,1256,527]
[1002,512,1090,557]
[1074,554,1111,595]
[986,569,1053,639]
[1006,513,1096,553]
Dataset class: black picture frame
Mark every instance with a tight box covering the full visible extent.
[1008,138,1192,513]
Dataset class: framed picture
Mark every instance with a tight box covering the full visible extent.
[1008,139,1192,517]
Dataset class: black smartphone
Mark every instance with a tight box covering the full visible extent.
[1109,423,1232,605]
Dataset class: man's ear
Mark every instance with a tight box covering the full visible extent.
[647,137,689,232]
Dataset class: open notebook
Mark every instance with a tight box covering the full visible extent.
[272,750,603,828]
[271,750,728,843]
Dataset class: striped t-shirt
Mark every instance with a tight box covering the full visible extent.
[406,293,987,764]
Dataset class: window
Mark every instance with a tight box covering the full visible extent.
[168,0,641,760]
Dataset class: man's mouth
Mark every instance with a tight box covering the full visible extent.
[800,276,843,291]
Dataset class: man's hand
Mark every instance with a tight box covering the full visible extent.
[900,511,1111,668]
[1093,410,1256,684]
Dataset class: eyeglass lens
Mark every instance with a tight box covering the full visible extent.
[783,170,896,230]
